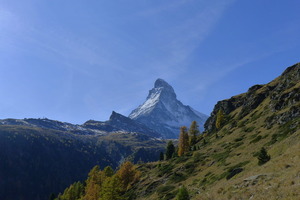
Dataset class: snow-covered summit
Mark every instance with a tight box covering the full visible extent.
[129,79,177,119]
[129,79,208,139]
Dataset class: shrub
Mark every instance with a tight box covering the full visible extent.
[250,135,262,144]
[157,185,175,194]
[234,136,244,142]
[231,141,244,148]
[176,186,190,200]
[226,168,243,180]
[212,150,230,165]
[158,164,174,176]
[184,161,196,174]
[169,172,187,183]
[193,152,206,163]
[243,126,255,133]
[257,147,271,165]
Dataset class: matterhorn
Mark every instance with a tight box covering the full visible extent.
[129,79,208,139]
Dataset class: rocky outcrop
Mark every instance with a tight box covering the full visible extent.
[205,62,300,133]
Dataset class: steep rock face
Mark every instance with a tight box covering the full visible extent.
[205,62,300,132]
[129,79,208,139]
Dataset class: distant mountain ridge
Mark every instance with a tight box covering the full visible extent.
[0,117,165,200]
[0,79,208,139]
[0,111,161,137]
[83,111,161,138]
[129,78,208,138]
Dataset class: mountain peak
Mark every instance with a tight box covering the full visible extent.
[148,78,176,101]
[109,111,124,120]
[107,111,161,137]
[129,79,208,138]
[154,78,172,89]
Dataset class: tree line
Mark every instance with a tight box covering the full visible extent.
[160,120,202,161]
[54,161,140,200]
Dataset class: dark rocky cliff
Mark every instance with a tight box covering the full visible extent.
[205,63,300,132]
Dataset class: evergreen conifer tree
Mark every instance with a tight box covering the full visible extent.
[215,109,225,130]
[176,185,190,200]
[189,121,200,146]
[258,147,271,165]
[100,175,123,200]
[103,166,114,178]
[59,181,84,200]
[84,165,102,200]
[49,193,56,200]
[165,141,175,160]
[178,126,189,156]
[117,161,140,191]
[159,152,164,161]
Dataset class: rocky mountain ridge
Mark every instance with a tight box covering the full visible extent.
[0,111,161,137]
[83,111,161,138]
[205,63,300,132]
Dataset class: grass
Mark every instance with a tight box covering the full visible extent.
[157,163,174,177]
[131,71,300,200]
[243,126,255,133]
[212,150,230,165]
[169,172,187,183]
[250,135,262,144]
[156,185,175,194]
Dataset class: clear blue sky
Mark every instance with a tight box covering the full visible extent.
[0,0,299,124]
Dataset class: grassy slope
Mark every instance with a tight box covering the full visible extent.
[132,65,300,200]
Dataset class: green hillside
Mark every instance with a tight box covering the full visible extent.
[0,126,165,200]
[56,63,300,200]
[131,63,300,200]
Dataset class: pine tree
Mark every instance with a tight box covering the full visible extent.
[73,182,84,200]
[189,121,200,146]
[176,186,190,200]
[100,175,123,200]
[117,161,140,191]
[59,181,84,200]
[184,129,189,152]
[103,166,114,178]
[49,193,56,200]
[159,152,164,161]
[215,133,219,139]
[178,128,185,157]
[258,147,271,165]
[215,109,225,130]
[165,141,175,160]
[83,165,103,200]
[178,126,189,156]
